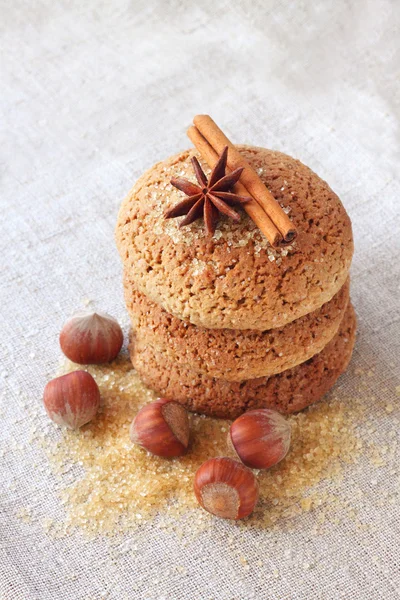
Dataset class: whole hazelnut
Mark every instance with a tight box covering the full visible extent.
[194,457,259,520]
[130,398,190,458]
[43,371,100,429]
[60,310,123,364]
[229,408,291,470]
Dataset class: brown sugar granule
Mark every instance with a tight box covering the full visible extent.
[115,146,353,332]
[38,354,366,536]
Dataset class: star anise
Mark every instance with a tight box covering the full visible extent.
[165,146,251,235]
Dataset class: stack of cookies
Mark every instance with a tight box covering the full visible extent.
[116,143,355,419]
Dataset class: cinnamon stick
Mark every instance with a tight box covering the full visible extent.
[193,115,297,243]
[187,126,282,247]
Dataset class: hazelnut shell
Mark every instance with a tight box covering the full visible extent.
[194,457,259,520]
[229,408,291,470]
[43,370,100,429]
[60,310,123,364]
[130,398,189,458]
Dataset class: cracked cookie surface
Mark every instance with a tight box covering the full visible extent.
[116,146,353,330]
[125,274,350,380]
[130,304,356,419]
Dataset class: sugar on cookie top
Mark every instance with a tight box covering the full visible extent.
[136,148,295,260]
[116,145,353,330]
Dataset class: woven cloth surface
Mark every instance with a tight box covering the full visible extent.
[1,1,400,598]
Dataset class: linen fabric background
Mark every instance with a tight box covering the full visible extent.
[1,0,400,598]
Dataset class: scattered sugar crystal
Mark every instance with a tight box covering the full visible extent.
[32,354,369,537]
[16,507,32,523]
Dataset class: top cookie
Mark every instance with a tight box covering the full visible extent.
[116,146,353,330]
